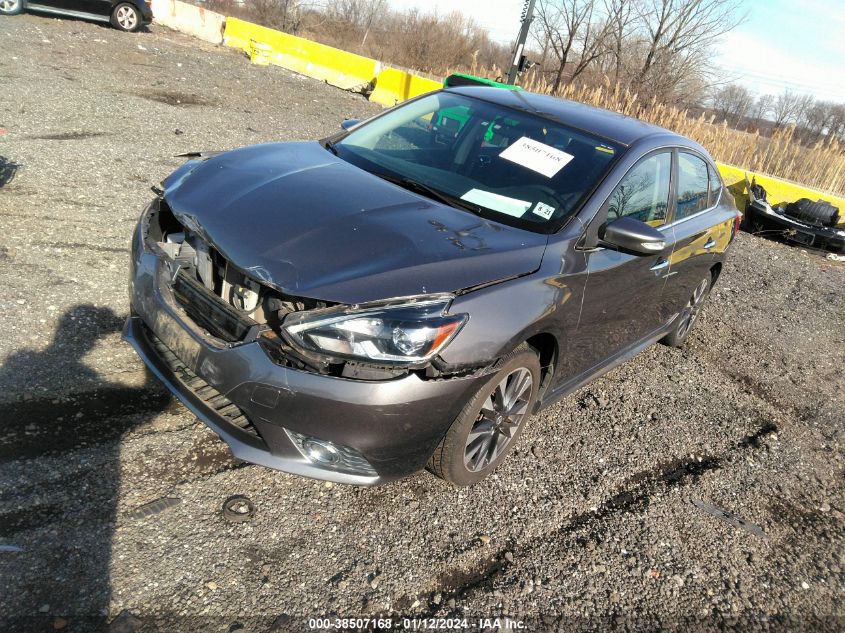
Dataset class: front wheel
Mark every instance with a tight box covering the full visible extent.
[0,0,23,15]
[661,275,711,347]
[428,346,541,486]
[111,2,140,31]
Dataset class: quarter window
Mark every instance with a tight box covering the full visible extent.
[607,152,671,227]
[707,162,722,206]
[676,152,710,220]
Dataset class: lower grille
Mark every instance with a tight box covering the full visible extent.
[142,324,264,443]
[171,270,255,343]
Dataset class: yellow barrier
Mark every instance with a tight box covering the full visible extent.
[221,16,253,53]
[717,162,844,226]
[223,18,378,91]
[369,67,443,107]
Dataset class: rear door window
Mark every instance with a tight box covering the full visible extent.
[676,152,710,220]
[607,152,671,227]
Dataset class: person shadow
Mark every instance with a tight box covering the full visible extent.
[0,304,172,631]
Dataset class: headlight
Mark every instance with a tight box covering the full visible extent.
[281,296,467,364]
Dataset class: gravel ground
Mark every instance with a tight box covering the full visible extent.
[1,14,844,633]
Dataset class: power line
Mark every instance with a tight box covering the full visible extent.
[735,73,845,101]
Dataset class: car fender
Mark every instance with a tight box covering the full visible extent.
[439,237,581,374]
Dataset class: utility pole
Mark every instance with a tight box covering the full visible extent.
[506,0,536,85]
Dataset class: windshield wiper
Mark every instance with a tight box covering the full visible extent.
[323,140,338,155]
[375,173,483,215]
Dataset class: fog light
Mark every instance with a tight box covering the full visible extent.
[301,438,341,465]
[285,429,378,477]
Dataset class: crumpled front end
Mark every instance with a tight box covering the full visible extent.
[124,198,488,484]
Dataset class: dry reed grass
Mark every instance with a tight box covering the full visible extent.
[473,68,845,196]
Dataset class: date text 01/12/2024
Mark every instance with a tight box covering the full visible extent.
[307,617,527,630]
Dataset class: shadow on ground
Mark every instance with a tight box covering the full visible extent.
[0,305,171,630]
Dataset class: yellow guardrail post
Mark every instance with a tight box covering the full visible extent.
[222,16,253,54]
[370,68,443,106]
[249,40,272,66]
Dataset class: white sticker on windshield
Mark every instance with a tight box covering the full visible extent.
[499,136,574,178]
[532,201,556,220]
[460,189,532,218]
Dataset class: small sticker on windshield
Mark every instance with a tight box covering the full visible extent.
[499,136,574,178]
[532,202,556,220]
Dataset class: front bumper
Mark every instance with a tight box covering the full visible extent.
[124,221,486,485]
[744,202,845,252]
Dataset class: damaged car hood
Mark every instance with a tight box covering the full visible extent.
[162,141,548,304]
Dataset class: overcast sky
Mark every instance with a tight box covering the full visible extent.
[386,0,845,103]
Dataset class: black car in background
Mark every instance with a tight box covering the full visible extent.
[0,0,152,31]
[124,87,741,486]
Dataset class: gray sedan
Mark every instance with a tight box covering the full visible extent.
[124,86,740,486]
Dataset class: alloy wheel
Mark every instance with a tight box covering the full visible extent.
[463,367,533,472]
[677,277,709,340]
[0,0,21,11]
[116,5,137,30]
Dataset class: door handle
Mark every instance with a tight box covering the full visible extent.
[650,259,669,271]
[703,238,716,249]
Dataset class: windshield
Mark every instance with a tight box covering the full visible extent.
[333,92,623,232]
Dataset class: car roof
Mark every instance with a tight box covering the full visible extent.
[444,85,693,149]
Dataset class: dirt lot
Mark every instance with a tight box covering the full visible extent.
[1,13,844,633]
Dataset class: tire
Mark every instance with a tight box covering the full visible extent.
[111,2,140,31]
[428,345,541,486]
[0,0,23,15]
[661,274,711,348]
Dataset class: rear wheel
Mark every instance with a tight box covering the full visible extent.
[111,2,140,31]
[0,0,23,15]
[428,346,540,486]
[662,275,711,348]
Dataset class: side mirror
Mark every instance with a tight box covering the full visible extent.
[340,119,360,131]
[600,216,666,255]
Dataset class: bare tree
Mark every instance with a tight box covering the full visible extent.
[251,0,303,33]
[771,89,807,130]
[828,104,845,143]
[800,100,840,143]
[751,93,774,122]
[794,93,814,130]
[393,10,492,74]
[326,0,386,46]
[534,0,610,93]
[603,0,636,84]
[633,0,744,102]
[711,83,754,125]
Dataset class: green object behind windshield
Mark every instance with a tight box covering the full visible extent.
[443,73,524,91]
